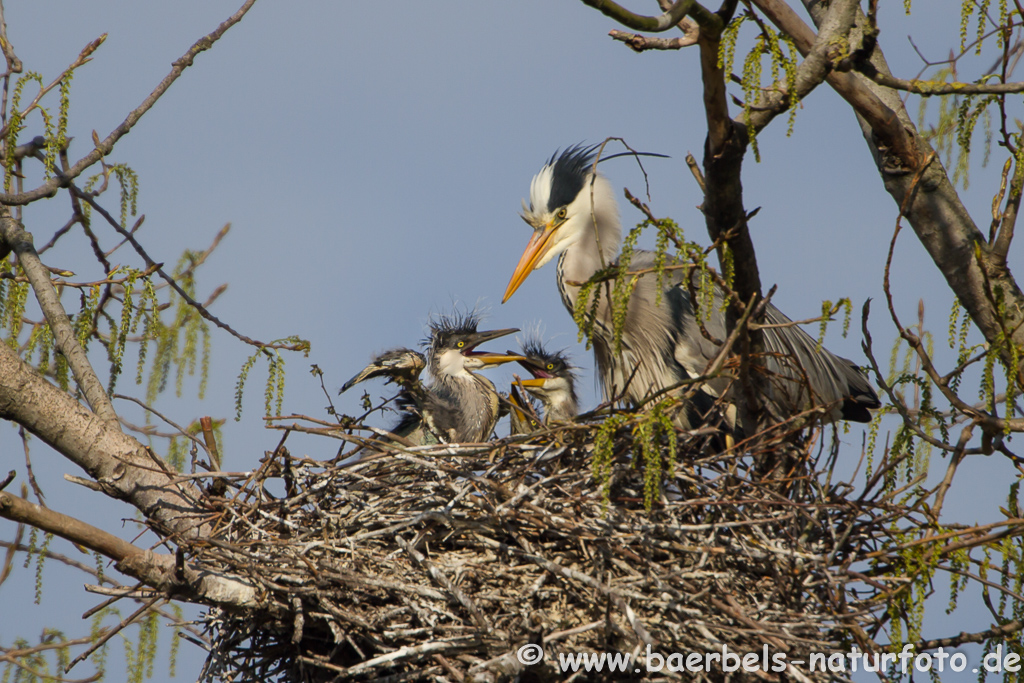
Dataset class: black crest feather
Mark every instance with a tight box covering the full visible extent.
[519,335,576,378]
[424,309,483,350]
[541,143,669,213]
[543,143,600,213]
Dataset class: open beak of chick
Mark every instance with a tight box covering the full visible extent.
[510,353,552,389]
[461,328,528,367]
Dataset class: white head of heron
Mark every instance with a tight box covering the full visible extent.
[501,143,880,429]
[504,144,621,302]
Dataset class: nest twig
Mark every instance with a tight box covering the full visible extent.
[174,413,940,683]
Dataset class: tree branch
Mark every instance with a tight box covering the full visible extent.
[0,209,117,423]
[743,0,858,134]
[70,186,308,353]
[0,490,145,563]
[580,0,694,32]
[752,0,918,169]
[753,0,1024,381]
[0,0,23,75]
[912,618,1024,650]
[0,0,257,206]
[608,27,698,51]
[993,156,1022,270]
[0,492,259,611]
[862,69,1024,95]
[0,340,209,539]
[0,36,105,141]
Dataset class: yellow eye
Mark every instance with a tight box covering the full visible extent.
[546,363,554,370]
[556,207,567,220]
[456,341,465,348]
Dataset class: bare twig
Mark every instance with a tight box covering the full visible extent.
[0,0,258,206]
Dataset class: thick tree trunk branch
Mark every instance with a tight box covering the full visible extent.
[0,490,146,563]
[0,344,262,609]
[0,340,208,539]
[699,36,734,158]
[808,0,1024,369]
[693,0,761,308]
[691,4,769,436]
[702,124,760,303]
[0,492,260,610]
[0,209,117,423]
[691,0,760,302]
[754,0,1024,379]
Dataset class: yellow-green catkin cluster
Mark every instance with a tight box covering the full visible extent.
[720,15,799,162]
[884,527,938,649]
[635,399,679,511]
[234,336,305,421]
[593,413,628,509]
[815,298,852,352]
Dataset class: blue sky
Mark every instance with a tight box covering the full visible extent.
[0,1,1018,681]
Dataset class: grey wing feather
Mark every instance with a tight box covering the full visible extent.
[657,258,878,422]
[759,304,879,422]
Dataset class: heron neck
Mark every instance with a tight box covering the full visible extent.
[544,392,578,424]
[556,213,621,311]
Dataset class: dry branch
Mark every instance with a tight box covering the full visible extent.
[156,414,1020,683]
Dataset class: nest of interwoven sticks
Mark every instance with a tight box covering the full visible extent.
[190,416,891,683]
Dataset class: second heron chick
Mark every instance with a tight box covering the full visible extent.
[511,339,578,426]
[425,311,526,442]
[340,347,439,444]
[340,312,525,444]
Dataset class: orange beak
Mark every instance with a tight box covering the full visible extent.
[471,352,530,366]
[502,222,558,303]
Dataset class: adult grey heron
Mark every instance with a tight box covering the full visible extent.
[511,339,579,426]
[341,313,525,444]
[501,144,880,429]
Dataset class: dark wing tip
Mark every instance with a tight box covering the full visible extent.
[840,397,877,423]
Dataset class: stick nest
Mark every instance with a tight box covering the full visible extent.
[191,422,885,682]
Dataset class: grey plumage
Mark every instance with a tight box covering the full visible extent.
[340,347,436,443]
[420,312,524,442]
[341,313,525,444]
[340,347,426,395]
[511,338,579,426]
[502,144,880,430]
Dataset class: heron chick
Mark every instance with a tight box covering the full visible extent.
[341,314,526,444]
[511,338,578,426]
[341,348,426,394]
[340,347,436,444]
[422,311,526,443]
[502,144,880,430]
